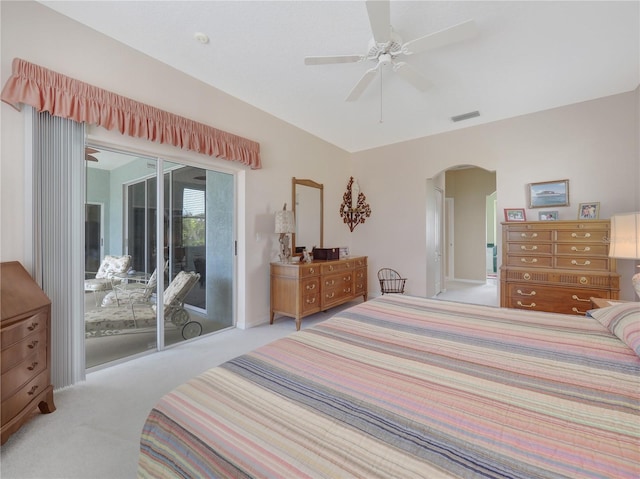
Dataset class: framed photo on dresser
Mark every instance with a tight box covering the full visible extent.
[538,210,558,221]
[578,202,600,219]
[504,208,526,222]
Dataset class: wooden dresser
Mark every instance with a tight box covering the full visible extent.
[1,261,55,445]
[500,220,619,316]
[270,256,368,330]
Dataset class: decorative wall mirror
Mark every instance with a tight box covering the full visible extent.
[292,178,323,255]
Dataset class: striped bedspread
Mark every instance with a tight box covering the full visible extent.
[138,296,640,478]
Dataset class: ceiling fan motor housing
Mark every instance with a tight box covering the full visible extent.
[367,33,403,63]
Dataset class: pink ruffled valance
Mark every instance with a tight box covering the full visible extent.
[1,58,261,169]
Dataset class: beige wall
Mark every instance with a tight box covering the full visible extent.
[352,89,639,299]
[2,0,639,334]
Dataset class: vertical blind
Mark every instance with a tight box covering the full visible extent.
[31,108,86,388]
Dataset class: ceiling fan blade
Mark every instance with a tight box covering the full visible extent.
[366,0,391,44]
[402,19,477,55]
[345,67,379,102]
[304,55,364,65]
[393,62,432,91]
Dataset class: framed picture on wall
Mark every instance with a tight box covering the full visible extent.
[528,179,569,208]
[538,210,558,221]
[504,208,526,222]
[578,202,600,220]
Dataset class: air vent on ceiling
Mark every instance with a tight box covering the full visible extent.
[451,110,480,122]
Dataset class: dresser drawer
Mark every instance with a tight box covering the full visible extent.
[506,243,553,255]
[507,284,609,316]
[322,272,352,290]
[301,292,320,315]
[1,311,47,349]
[555,256,611,271]
[506,230,553,242]
[556,230,609,243]
[301,277,320,295]
[351,257,367,268]
[1,348,46,401]
[320,262,351,274]
[322,288,353,309]
[505,256,553,268]
[322,272,353,308]
[1,328,47,374]
[1,369,50,426]
[555,243,609,257]
[354,268,367,295]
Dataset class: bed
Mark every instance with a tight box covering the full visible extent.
[137,295,639,478]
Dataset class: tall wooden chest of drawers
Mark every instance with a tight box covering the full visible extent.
[270,256,367,330]
[500,220,620,316]
[1,261,56,445]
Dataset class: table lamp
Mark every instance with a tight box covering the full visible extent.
[609,212,640,299]
[275,204,295,263]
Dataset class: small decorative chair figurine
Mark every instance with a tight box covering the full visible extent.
[377,268,407,295]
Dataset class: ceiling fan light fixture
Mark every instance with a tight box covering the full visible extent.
[378,53,392,66]
[451,110,480,122]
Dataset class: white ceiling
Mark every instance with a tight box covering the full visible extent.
[41,1,639,153]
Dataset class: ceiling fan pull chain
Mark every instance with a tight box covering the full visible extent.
[379,67,384,124]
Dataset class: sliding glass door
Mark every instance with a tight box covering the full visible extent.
[85,147,235,368]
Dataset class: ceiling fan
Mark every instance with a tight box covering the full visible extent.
[85,147,99,162]
[304,1,477,101]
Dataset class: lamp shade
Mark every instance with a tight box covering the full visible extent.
[275,210,295,234]
[609,212,640,259]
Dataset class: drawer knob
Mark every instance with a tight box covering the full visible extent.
[305,283,316,290]
[27,361,39,371]
[571,232,591,238]
[27,322,39,331]
[520,245,538,251]
[571,246,591,252]
[328,265,334,271]
[520,233,538,238]
[517,301,536,308]
[523,273,531,280]
[579,277,588,285]
[572,307,587,315]
[516,289,536,296]
[343,288,351,293]
[345,263,350,268]
[27,385,39,396]
[306,297,316,305]
[520,258,538,264]
[326,292,335,299]
[571,260,591,266]
[571,295,590,302]
[27,340,39,349]
[326,280,335,286]
[309,268,315,274]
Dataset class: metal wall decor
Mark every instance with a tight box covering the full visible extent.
[339,176,371,232]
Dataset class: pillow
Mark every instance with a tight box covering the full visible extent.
[589,302,640,356]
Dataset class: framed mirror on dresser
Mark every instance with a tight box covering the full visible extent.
[291,178,323,255]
